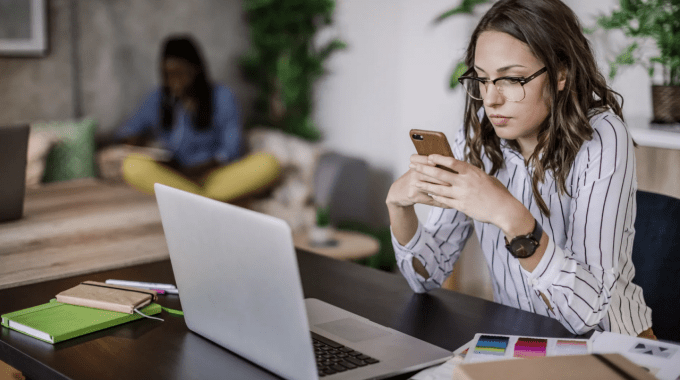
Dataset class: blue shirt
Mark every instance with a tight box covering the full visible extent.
[116,85,242,168]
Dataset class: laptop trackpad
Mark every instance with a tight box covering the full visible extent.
[315,317,392,343]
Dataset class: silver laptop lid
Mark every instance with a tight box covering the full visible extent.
[0,125,29,223]
[154,183,318,380]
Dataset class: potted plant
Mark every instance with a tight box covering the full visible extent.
[309,204,335,246]
[590,0,680,123]
[239,0,347,141]
[433,0,493,90]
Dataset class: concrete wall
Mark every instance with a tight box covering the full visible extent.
[79,0,252,138]
[0,0,74,126]
[0,0,252,137]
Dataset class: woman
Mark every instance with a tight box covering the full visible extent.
[117,35,280,202]
[386,0,654,338]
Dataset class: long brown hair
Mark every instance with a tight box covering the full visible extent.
[160,35,213,131]
[462,0,624,216]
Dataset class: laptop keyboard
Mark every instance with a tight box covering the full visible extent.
[311,332,380,377]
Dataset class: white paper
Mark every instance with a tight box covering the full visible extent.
[591,331,680,380]
[410,339,473,380]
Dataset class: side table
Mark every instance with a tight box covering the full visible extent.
[293,229,380,261]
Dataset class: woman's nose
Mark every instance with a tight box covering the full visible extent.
[483,82,505,108]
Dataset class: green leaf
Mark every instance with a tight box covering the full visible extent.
[449,61,468,89]
[318,39,348,61]
[433,0,491,24]
[608,42,639,80]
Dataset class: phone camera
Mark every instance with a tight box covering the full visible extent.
[412,134,423,140]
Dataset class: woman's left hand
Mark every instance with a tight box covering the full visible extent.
[410,154,522,227]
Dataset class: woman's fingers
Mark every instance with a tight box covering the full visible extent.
[409,162,456,185]
[411,168,449,186]
[427,154,467,174]
[414,181,458,198]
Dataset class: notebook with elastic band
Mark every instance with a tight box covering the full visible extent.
[55,281,158,314]
[1,300,161,344]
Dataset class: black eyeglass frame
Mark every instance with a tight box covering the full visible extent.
[457,67,548,102]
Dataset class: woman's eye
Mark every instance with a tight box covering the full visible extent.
[505,78,521,84]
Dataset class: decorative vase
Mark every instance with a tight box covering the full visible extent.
[651,85,680,123]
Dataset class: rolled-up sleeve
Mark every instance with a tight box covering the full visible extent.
[393,209,474,293]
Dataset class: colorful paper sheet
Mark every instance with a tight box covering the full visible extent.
[473,335,509,356]
[513,338,547,358]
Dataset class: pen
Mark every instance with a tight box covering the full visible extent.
[105,279,177,290]
[154,288,179,295]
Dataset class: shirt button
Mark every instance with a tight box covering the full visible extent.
[532,279,538,287]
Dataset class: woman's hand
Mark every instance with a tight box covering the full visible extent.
[385,154,451,209]
[410,154,525,228]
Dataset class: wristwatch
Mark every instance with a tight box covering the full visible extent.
[504,219,543,259]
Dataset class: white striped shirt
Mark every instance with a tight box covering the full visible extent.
[392,111,652,336]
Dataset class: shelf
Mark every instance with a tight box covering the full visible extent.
[627,116,680,150]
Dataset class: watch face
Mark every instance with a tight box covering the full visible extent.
[510,239,538,258]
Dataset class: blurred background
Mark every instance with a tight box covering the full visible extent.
[0,0,673,301]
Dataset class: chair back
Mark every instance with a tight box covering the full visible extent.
[632,190,680,342]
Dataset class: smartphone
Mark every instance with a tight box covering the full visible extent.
[409,129,456,173]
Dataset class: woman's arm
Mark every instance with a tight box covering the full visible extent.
[521,115,641,335]
[115,90,161,143]
[387,129,474,292]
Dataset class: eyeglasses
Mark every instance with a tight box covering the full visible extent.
[458,67,547,102]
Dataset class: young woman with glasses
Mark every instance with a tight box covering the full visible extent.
[386,0,654,338]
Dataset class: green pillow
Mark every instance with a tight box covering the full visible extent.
[32,118,97,183]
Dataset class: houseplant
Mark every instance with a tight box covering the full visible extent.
[433,0,493,90]
[591,0,680,123]
[240,0,346,141]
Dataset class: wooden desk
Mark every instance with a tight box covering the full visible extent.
[0,251,577,380]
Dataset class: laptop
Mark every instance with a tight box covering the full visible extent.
[0,125,30,223]
[154,184,452,380]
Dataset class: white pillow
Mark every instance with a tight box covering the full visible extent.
[25,129,60,188]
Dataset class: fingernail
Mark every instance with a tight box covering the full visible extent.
[409,163,416,169]
[414,183,422,188]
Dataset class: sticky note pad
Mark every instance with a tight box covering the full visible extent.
[555,339,588,356]
[514,337,547,358]
[474,335,509,356]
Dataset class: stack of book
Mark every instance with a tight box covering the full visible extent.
[1,281,162,344]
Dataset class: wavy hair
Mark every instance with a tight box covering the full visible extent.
[462,0,624,216]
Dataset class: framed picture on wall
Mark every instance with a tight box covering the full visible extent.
[0,0,48,57]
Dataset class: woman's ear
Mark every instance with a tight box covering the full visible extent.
[557,68,567,91]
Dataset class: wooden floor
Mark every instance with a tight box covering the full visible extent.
[0,179,169,290]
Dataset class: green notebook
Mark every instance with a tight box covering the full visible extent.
[1,300,161,344]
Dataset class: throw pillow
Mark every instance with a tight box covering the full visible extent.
[25,128,61,188]
[32,118,98,183]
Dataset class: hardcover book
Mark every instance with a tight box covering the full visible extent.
[1,300,161,344]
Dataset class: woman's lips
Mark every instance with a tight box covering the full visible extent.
[490,116,510,126]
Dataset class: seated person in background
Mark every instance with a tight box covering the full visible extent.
[116,34,280,202]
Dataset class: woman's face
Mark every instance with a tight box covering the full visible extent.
[163,57,198,99]
[474,31,564,150]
